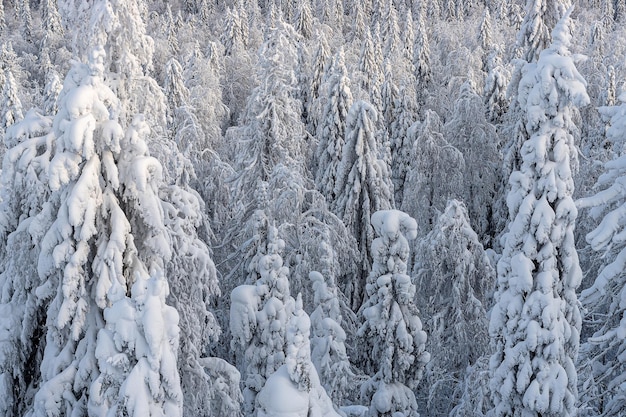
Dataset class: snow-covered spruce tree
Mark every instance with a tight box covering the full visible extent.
[611,0,624,23]
[221,6,246,57]
[484,47,510,124]
[496,0,569,248]
[295,40,311,131]
[230,222,295,415]
[380,0,401,60]
[413,10,431,93]
[333,100,393,310]
[58,0,166,130]
[390,84,418,208]
[444,81,501,246]
[514,0,570,63]
[183,41,228,154]
[42,0,64,38]
[224,20,309,287]
[309,271,354,406]
[478,6,493,64]
[18,0,33,42]
[43,69,63,116]
[315,48,353,205]
[358,210,429,417]
[256,294,341,417]
[402,8,415,65]
[0,1,4,35]
[163,6,180,56]
[504,0,569,157]
[400,110,465,240]
[0,110,54,417]
[350,0,368,45]
[295,0,314,39]
[229,20,305,196]
[22,47,182,417]
[306,31,331,135]
[0,68,24,145]
[575,91,626,416]
[357,28,383,110]
[160,180,226,416]
[413,199,495,417]
[489,9,588,417]
[164,58,189,127]
[380,60,398,131]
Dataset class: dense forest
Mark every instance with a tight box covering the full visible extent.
[0,0,625,416]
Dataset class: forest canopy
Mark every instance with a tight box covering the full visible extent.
[0,1,624,416]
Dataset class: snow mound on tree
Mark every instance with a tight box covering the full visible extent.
[256,363,342,417]
[371,209,418,241]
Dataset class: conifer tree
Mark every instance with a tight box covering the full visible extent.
[414,199,495,416]
[309,271,353,406]
[489,10,588,417]
[358,210,429,417]
[184,41,228,152]
[616,0,626,22]
[350,0,367,44]
[333,100,393,309]
[357,29,383,110]
[315,48,353,204]
[0,1,4,35]
[380,60,399,130]
[18,0,33,42]
[381,0,401,60]
[414,10,431,101]
[390,85,418,207]
[514,0,570,62]
[295,0,314,39]
[478,6,493,70]
[230,221,295,415]
[59,0,166,127]
[576,89,626,417]
[42,0,64,39]
[43,70,63,116]
[479,6,492,52]
[164,58,189,126]
[401,110,465,239]
[256,294,341,417]
[444,81,501,245]
[307,32,331,133]
[0,110,54,417]
[484,47,510,124]
[402,9,416,65]
[0,69,23,140]
[27,47,183,417]
[222,7,245,56]
[230,21,305,193]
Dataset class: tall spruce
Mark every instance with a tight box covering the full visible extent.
[489,10,588,416]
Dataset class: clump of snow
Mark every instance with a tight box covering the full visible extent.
[370,209,418,241]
